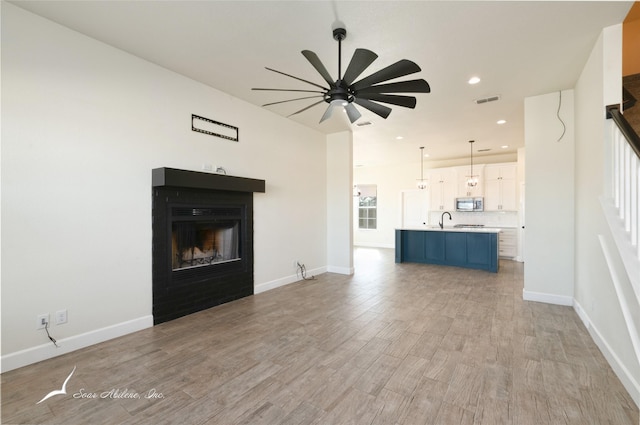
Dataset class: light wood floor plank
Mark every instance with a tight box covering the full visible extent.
[370,388,410,425]
[1,249,637,424]
[354,354,403,397]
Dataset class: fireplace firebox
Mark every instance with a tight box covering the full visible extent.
[171,207,241,270]
[152,168,265,324]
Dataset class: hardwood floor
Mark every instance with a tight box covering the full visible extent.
[2,248,638,424]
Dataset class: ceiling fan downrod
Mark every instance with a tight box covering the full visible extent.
[333,26,346,81]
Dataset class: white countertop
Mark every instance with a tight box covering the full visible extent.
[398,226,502,233]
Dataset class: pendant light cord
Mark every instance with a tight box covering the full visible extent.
[470,140,473,176]
[420,147,424,181]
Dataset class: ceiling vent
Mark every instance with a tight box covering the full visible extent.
[356,121,373,127]
[474,95,501,105]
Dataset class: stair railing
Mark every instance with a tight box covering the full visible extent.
[606,105,640,260]
[602,104,640,397]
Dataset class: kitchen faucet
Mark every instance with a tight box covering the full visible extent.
[439,211,452,229]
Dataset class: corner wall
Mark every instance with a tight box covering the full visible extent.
[574,24,640,405]
[327,132,354,274]
[1,3,328,371]
[523,90,576,305]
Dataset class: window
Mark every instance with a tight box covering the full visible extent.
[357,184,377,229]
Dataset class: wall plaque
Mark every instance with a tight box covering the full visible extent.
[191,114,239,142]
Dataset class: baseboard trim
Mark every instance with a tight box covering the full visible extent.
[354,242,395,249]
[327,265,354,275]
[522,289,573,306]
[254,267,327,294]
[1,315,153,373]
[574,300,640,408]
[573,299,590,329]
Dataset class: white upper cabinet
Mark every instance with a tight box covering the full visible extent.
[484,163,517,211]
[428,168,456,211]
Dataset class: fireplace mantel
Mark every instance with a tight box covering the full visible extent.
[152,167,265,193]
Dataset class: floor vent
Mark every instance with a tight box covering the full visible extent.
[474,95,501,105]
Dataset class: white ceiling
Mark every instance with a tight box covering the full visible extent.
[11,1,633,166]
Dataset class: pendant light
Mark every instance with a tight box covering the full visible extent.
[466,140,478,187]
[416,146,427,189]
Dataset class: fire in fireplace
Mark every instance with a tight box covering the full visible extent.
[171,207,241,270]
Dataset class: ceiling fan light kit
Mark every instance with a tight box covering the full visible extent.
[253,24,431,124]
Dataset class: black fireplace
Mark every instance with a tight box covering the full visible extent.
[152,168,265,324]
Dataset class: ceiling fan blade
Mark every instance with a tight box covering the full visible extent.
[301,50,335,87]
[353,98,392,119]
[350,60,422,91]
[355,79,431,95]
[356,93,417,108]
[252,88,325,94]
[342,49,378,86]
[287,100,326,118]
[344,103,362,123]
[262,95,324,107]
[265,67,328,90]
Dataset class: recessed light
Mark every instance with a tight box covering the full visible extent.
[468,76,481,85]
[501,145,509,149]
[396,136,404,140]
[497,119,506,125]
[424,153,430,158]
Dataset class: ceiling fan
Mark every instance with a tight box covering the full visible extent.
[252,24,431,124]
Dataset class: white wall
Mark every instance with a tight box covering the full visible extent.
[354,163,417,248]
[326,131,353,274]
[1,4,329,370]
[523,90,576,305]
[573,24,640,404]
[523,24,639,404]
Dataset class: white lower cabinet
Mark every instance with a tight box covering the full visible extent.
[497,228,518,258]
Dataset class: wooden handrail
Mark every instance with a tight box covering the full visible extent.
[607,104,640,159]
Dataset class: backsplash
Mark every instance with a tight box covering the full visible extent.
[427,210,519,228]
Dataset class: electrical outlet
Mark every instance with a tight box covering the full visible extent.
[55,309,68,325]
[36,314,49,330]
[202,163,213,172]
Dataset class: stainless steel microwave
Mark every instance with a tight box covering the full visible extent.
[456,197,484,212]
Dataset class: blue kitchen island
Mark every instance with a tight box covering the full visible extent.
[395,227,500,272]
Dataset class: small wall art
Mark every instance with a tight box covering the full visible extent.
[191,114,239,142]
